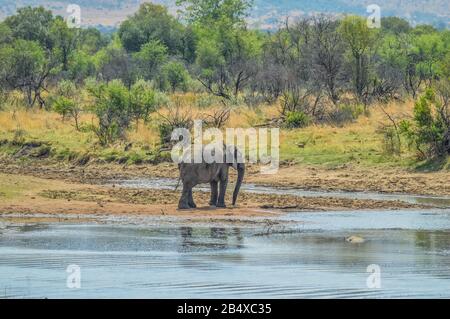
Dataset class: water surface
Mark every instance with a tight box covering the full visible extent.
[1,209,450,298]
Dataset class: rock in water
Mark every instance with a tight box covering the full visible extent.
[345,235,365,244]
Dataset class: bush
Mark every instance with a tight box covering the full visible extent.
[195,94,220,109]
[129,79,157,126]
[285,111,310,128]
[161,61,190,92]
[400,88,449,159]
[0,89,6,110]
[328,104,364,126]
[87,80,130,145]
[158,122,174,146]
[157,97,194,146]
[51,80,83,130]
[87,79,158,145]
[379,125,401,155]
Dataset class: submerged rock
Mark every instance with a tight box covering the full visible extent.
[345,235,365,244]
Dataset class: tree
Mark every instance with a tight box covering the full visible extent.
[392,33,424,99]
[269,17,327,117]
[132,40,168,81]
[400,88,449,158]
[251,31,291,104]
[50,17,79,71]
[195,27,261,99]
[0,23,13,45]
[129,80,158,127]
[87,79,132,145]
[411,24,437,36]
[78,28,109,54]
[95,45,135,87]
[176,0,253,27]
[4,6,55,49]
[87,79,158,144]
[118,3,184,54]
[181,26,198,63]
[381,17,411,35]
[0,39,56,107]
[412,33,445,85]
[51,80,83,130]
[67,50,96,83]
[310,16,345,105]
[162,61,190,92]
[338,16,379,103]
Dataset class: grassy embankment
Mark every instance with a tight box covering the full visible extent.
[0,95,449,170]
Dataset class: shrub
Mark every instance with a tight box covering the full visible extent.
[158,122,174,146]
[378,125,401,155]
[0,89,6,110]
[129,79,157,126]
[87,80,131,145]
[157,96,194,146]
[285,111,310,128]
[87,79,158,145]
[161,61,190,92]
[328,104,364,126]
[51,80,83,130]
[400,88,449,159]
[195,94,220,109]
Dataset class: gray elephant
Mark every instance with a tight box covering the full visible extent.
[177,145,245,209]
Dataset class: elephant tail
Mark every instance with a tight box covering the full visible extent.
[175,163,182,191]
[174,176,181,191]
[232,163,245,206]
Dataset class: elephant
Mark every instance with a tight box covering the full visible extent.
[177,145,245,209]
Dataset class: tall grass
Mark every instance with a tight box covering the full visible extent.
[0,95,431,168]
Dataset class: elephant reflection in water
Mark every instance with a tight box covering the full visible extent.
[179,227,243,250]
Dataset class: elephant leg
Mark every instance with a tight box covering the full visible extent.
[188,188,196,208]
[217,178,228,208]
[209,181,218,206]
[178,183,191,209]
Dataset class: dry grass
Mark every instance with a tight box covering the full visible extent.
[0,95,444,169]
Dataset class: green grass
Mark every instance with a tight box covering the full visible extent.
[279,125,418,168]
[0,106,447,170]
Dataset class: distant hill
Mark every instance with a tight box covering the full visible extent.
[0,0,448,29]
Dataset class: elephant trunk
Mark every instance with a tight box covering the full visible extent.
[232,163,245,206]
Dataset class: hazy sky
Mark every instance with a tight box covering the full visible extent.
[0,0,448,28]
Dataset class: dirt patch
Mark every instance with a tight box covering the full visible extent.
[37,185,421,211]
[0,160,439,227]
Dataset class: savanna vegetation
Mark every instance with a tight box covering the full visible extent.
[0,0,449,170]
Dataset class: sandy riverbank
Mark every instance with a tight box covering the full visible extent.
[0,158,449,195]
[0,166,429,226]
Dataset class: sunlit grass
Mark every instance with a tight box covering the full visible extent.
[0,96,436,169]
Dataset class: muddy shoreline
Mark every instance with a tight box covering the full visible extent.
[1,157,449,196]
[0,158,448,226]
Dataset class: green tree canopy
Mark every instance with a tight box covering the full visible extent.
[0,39,51,107]
[132,40,168,81]
[118,3,184,54]
[177,0,252,28]
[4,6,55,49]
